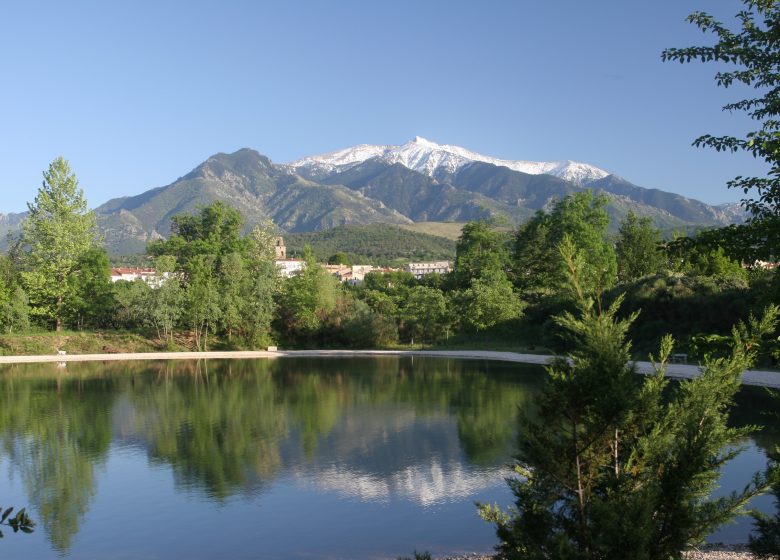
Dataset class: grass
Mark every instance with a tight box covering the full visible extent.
[399,222,466,240]
[0,330,167,356]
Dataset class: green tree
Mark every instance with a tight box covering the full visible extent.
[662,1,780,260]
[453,221,511,288]
[148,256,182,344]
[0,280,29,334]
[327,252,352,266]
[237,222,280,347]
[64,247,115,329]
[615,211,664,283]
[458,272,525,332]
[278,246,338,341]
[148,201,248,262]
[479,242,780,560]
[20,157,98,330]
[749,445,780,559]
[111,279,152,329]
[402,286,448,343]
[184,255,221,351]
[515,191,616,296]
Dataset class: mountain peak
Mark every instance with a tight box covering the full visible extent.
[409,136,438,148]
[290,139,610,185]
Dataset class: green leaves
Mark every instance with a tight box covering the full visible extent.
[20,157,98,330]
[0,505,35,538]
[481,249,780,559]
[663,0,780,254]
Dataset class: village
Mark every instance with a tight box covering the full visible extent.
[110,237,452,285]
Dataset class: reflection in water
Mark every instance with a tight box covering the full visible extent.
[0,358,775,558]
[302,461,512,506]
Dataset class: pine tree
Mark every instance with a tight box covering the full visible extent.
[479,239,780,560]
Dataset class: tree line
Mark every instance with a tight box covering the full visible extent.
[1,155,777,363]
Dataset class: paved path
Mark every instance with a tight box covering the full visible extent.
[0,349,778,388]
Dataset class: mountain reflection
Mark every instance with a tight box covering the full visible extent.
[0,357,541,552]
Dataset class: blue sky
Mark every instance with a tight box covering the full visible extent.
[0,0,769,213]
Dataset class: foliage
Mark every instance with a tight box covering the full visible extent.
[327,252,351,266]
[479,240,780,560]
[111,279,152,330]
[750,455,780,558]
[284,223,456,265]
[401,286,449,343]
[277,246,338,342]
[64,247,115,330]
[0,505,35,537]
[662,0,780,252]
[147,256,182,343]
[514,191,616,296]
[148,201,248,262]
[615,211,664,283]
[606,272,765,355]
[452,221,512,288]
[20,157,98,330]
[457,272,525,332]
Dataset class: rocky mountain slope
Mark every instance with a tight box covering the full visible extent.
[1,138,748,254]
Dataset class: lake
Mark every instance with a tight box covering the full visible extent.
[0,357,776,559]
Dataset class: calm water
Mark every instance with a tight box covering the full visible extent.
[0,357,776,559]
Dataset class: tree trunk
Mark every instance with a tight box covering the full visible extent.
[56,295,62,332]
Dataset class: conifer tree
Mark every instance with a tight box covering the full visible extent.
[480,238,780,560]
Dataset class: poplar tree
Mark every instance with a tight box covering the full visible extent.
[20,157,97,331]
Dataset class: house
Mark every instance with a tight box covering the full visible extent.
[110,267,170,288]
[405,261,451,279]
[275,259,305,278]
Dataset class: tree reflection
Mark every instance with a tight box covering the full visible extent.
[0,357,542,553]
[0,372,115,553]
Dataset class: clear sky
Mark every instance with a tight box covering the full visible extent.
[0,0,769,213]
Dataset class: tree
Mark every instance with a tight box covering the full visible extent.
[662,1,780,259]
[278,246,338,341]
[64,247,115,330]
[184,255,221,351]
[615,211,664,283]
[327,252,351,266]
[453,221,511,288]
[750,446,780,559]
[20,157,98,330]
[479,241,780,560]
[514,191,616,296]
[402,286,449,343]
[458,272,525,332]
[148,255,182,344]
[238,222,280,347]
[148,201,248,262]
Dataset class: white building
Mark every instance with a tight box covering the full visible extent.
[110,267,171,288]
[406,261,451,279]
[275,259,305,278]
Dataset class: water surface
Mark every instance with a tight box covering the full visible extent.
[0,357,775,559]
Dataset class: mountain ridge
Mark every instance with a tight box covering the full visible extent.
[0,140,750,254]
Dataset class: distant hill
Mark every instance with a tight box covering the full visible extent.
[284,224,456,265]
[398,222,467,241]
[0,139,749,255]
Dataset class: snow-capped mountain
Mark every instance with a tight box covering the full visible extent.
[289,136,610,186]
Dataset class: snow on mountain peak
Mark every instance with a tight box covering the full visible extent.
[290,137,610,185]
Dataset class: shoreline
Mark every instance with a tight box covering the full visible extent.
[0,349,777,388]
[442,545,757,560]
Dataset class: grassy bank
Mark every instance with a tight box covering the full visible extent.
[0,330,167,356]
